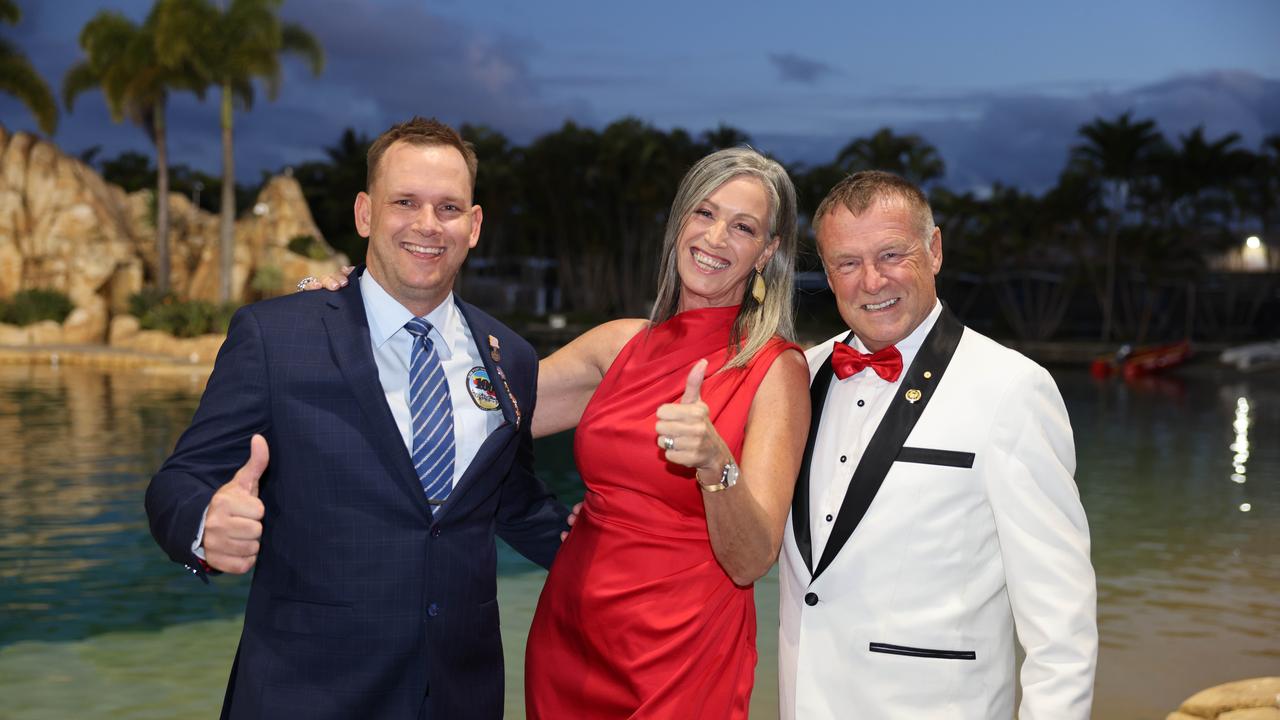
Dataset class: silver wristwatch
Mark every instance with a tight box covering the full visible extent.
[699,461,739,493]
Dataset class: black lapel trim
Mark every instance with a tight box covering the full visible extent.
[791,330,854,575]
[811,307,965,582]
[322,269,431,520]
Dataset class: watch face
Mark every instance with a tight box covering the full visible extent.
[722,462,739,488]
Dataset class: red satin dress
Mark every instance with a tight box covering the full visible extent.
[525,305,798,719]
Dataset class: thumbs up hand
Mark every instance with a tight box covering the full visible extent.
[655,360,731,476]
[203,434,269,574]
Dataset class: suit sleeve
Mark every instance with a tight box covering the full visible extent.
[494,347,570,570]
[985,364,1097,720]
[144,305,271,577]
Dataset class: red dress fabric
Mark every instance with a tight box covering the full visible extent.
[525,305,798,719]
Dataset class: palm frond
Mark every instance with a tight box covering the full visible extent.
[0,41,58,133]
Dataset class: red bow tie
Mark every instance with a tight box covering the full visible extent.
[831,343,903,382]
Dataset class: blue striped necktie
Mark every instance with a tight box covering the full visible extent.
[404,317,455,514]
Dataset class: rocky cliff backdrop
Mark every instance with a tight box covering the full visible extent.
[0,126,346,344]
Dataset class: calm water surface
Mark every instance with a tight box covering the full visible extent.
[0,362,1275,719]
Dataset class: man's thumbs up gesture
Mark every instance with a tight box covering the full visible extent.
[655,360,732,477]
[203,434,269,574]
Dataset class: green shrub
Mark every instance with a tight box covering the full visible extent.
[128,287,173,319]
[286,234,330,261]
[250,264,284,298]
[128,290,237,337]
[0,289,75,326]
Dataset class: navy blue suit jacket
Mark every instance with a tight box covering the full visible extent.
[145,276,568,719]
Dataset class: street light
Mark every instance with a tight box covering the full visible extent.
[1242,235,1267,271]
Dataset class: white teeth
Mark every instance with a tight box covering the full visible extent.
[863,298,898,311]
[691,249,728,271]
[404,243,444,256]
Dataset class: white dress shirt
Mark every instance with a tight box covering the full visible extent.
[360,271,502,487]
[805,300,942,560]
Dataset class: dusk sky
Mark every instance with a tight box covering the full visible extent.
[3,0,1278,192]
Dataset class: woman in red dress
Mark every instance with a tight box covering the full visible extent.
[525,148,811,719]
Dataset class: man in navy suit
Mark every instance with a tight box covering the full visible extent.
[146,117,569,719]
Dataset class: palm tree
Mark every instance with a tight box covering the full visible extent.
[179,0,323,302]
[0,0,57,134]
[64,3,207,293]
[702,124,752,151]
[1069,112,1167,341]
[835,127,946,186]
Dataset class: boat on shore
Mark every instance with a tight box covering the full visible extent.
[1220,340,1280,371]
[1090,340,1193,381]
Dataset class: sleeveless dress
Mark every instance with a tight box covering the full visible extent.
[525,305,798,719]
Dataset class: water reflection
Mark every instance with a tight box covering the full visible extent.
[0,364,1276,719]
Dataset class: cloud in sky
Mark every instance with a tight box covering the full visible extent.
[1,0,1275,193]
[755,71,1280,193]
[768,52,837,85]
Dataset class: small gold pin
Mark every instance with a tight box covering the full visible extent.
[488,335,501,363]
[905,388,922,403]
[923,371,933,380]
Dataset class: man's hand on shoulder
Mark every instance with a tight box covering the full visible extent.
[202,434,269,574]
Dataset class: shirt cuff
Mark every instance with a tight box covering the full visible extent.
[192,506,209,561]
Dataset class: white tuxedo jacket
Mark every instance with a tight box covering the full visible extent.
[779,308,1096,719]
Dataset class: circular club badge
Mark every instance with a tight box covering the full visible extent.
[466,367,501,411]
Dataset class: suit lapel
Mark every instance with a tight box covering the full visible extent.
[810,306,966,581]
[322,280,431,521]
[435,299,519,519]
[790,333,848,575]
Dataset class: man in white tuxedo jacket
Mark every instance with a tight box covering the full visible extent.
[779,171,1097,719]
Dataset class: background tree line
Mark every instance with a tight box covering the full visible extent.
[6,0,1274,343]
[86,114,1279,343]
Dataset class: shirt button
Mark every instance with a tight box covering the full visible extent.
[805,592,819,606]
[825,514,833,522]
[839,455,847,463]
[857,399,866,407]
[427,603,440,617]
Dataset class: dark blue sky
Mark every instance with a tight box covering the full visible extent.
[3,0,1278,191]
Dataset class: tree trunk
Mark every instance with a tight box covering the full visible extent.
[154,104,170,294]
[219,82,235,303]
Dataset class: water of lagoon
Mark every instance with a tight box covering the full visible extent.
[0,363,1275,719]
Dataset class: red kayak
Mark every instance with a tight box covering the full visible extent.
[1090,340,1193,381]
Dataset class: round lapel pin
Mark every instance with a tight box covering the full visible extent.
[905,388,922,403]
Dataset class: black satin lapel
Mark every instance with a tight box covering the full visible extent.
[792,350,837,576]
[812,307,965,581]
[322,281,430,520]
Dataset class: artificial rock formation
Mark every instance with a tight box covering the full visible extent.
[0,125,347,346]
[1167,678,1280,720]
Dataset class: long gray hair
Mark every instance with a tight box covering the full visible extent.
[648,147,798,369]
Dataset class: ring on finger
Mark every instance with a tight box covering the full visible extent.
[296,276,317,292]
[661,435,676,451]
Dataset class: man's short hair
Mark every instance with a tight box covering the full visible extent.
[812,170,935,249]
[366,116,478,192]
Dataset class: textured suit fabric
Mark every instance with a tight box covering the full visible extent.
[145,278,567,720]
[779,318,1097,720]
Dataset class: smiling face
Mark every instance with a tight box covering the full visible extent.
[675,175,779,312]
[817,199,942,351]
[355,141,482,316]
